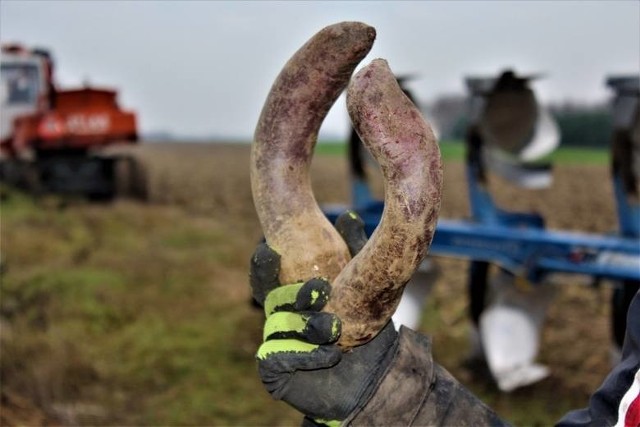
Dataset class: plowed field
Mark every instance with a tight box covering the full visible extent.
[1,141,630,425]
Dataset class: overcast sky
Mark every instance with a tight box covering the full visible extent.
[1,1,638,139]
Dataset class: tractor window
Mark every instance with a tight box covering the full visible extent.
[0,63,40,105]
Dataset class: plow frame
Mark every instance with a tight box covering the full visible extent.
[322,74,640,287]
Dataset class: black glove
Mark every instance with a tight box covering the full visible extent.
[250,211,399,424]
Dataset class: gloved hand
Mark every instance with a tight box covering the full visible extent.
[250,211,399,425]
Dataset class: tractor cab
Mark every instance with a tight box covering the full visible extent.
[0,45,50,147]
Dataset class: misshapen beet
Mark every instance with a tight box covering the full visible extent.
[251,22,376,284]
[324,59,443,348]
[252,24,441,349]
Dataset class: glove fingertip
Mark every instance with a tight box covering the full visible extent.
[296,278,332,311]
[305,312,342,344]
[335,209,364,227]
[250,242,281,306]
[334,211,367,257]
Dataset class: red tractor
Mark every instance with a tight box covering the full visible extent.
[0,43,144,199]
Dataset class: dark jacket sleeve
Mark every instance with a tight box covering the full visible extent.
[345,326,508,426]
[345,290,640,426]
[556,290,640,427]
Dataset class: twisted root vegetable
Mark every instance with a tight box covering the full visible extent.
[251,22,376,284]
[252,23,442,349]
[325,59,442,347]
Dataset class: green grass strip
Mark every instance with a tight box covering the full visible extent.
[316,140,609,165]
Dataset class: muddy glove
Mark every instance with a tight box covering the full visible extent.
[249,211,366,306]
[250,212,399,425]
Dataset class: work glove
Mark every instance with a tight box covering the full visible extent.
[250,211,399,425]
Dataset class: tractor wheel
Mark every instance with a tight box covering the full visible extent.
[129,157,149,201]
[114,156,148,201]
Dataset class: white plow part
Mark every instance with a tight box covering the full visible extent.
[483,106,560,190]
[483,148,553,189]
[392,258,438,330]
[479,270,555,392]
[519,106,560,162]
